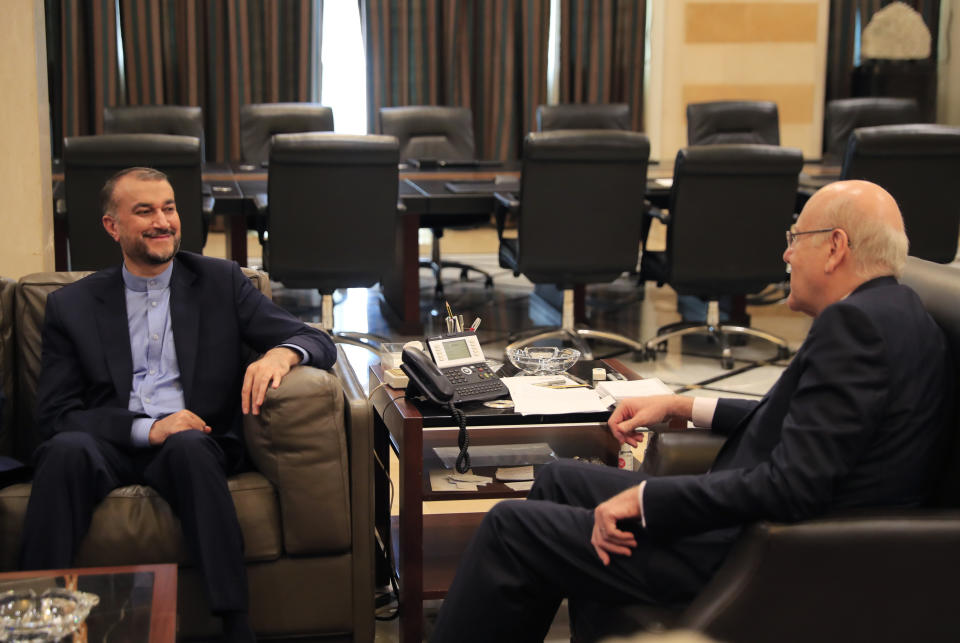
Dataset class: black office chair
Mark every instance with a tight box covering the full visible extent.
[379,105,494,297]
[640,145,802,368]
[686,101,780,146]
[536,103,631,131]
[573,255,960,643]
[841,124,960,264]
[62,134,205,271]
[104,105,205,159]
[495,130,650,359]
[264,133,399,352]
[239,103,334,166]
[823,97,919,162]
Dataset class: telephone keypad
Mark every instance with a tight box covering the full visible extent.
[440,362,509,403]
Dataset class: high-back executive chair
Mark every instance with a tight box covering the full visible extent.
[62,134,205,271]
[841,123,960,264]
[239,102,334,166]
[103,105,205,159]
[640,145,803,368]
[496,130,650,359]
[265,133,399,352]
[571,255,960,643]
[379,105,494,296]
[823,97,919,162]
[536,103,631,131]
[686,100,780,146]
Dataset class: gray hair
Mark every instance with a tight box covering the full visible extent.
[821,188,909,280]
[100,167,169,218]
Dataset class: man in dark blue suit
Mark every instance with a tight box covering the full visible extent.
[20,167,336,641]
[432,180,954,642]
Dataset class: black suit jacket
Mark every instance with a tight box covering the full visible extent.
[34,252,336,466]
[644,277,953,547]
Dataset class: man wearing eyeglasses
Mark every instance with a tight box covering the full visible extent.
[432,180,953,642]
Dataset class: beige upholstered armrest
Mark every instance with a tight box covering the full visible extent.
[242,365,350,555]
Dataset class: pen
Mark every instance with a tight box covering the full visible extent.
[445,300,454,320]
[470,317,481,331]
[544,384,591,389]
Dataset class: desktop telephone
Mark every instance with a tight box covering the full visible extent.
[423,332,508,403]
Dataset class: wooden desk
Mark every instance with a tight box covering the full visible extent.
[0,563,177,642]
[370,359,640,643]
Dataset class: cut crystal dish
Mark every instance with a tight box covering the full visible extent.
[0,588,99,642]
[505,347,580,375]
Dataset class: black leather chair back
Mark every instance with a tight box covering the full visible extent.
[536,103,631,131]
[379,106,475,160]
[666,145,802,295]
[900,256,960,506]
[63,134,204,271]
[103,105,205,158]
[824,97,919,161]
[517,130,649,286]
[687,101,780,145]
[239,103,334,165]
[266,133,399,291]
[842,124,960,264]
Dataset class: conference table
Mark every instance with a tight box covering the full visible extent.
[51,160,840,334]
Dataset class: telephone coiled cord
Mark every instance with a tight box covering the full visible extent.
[449,403,471,473]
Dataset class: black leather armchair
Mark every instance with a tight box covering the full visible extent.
[379,105,493,296]
[264,133,399,351]
[62,134,205,271]
[536,103,631,131]
[239,102,334,166]
[496,130,650,359]
[686,101,780,146]
[823,97,919,162]
[841,124,960,264]
[574,255,960,643]
[103,105,205,159]
[640,145,802,368]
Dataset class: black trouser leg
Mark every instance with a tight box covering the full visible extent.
[20,432,135,570]
[142,431,248,613]
[432,459,699,643]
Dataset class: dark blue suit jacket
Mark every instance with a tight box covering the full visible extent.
[643,277,953,571]
[33,252,336,467]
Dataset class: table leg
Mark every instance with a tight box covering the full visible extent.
[380,215,423,335]
[224,212,248,267]
[399,416,424,643]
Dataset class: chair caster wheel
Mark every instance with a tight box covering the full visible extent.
[484,277,494,288]
[777,346,790,361]
[460,269,470,281]
[721,348,734,370]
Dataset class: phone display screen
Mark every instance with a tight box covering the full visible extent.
[442,338,471,360]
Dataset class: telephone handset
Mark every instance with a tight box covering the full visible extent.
[401,346,472,473]
[400,347,455,405]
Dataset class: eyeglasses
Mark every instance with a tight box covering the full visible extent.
[785,227,838,248]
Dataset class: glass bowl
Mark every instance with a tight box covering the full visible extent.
[0,588,99,641]
[505,346,580,376]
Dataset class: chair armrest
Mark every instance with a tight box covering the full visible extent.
[682,510,960,642]
[639,430,725,476]
[243,364,350,555]
[331,344,376,643]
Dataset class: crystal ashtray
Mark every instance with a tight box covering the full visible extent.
[505,346,580,375]
[0,588,99,642]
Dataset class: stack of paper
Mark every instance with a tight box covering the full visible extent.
[595,377,673,402]
[500,375,614,415]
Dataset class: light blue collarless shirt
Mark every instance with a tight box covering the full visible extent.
[123,263,183,447]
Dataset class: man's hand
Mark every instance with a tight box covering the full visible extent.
[592,486,642,566]
[148,410,211,446]
[607,395,694,446]
[242,346,301,415]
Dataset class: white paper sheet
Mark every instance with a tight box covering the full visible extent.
[501,375,613,416]
[595,378,673,402]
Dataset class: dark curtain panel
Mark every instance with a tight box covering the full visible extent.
[47,0,320,162]
[46,0,122,157]
[557,0,646,132]
[826,0,940,102]
[363,0,550,160]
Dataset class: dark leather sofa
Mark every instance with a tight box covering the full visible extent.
[0,270,374,641]
[574,255,960,643]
